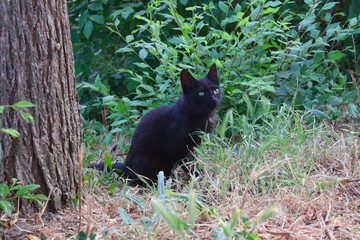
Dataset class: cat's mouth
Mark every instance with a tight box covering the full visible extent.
[209,99,220,109]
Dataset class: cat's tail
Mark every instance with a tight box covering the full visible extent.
[89,161,127,174]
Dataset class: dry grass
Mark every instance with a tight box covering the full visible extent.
[6,122,359,239]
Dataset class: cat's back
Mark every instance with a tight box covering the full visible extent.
[129,104,184,147]
[135,105,174,133]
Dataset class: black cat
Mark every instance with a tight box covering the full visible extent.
[90,64,222,185]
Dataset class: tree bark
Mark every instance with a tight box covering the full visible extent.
[0,0,81,213]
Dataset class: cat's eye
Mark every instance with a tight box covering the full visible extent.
[199,91,204,96]
[213,88,219,94]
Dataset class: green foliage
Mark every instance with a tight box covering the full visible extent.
[68,0,147,119]
[0,178,48,217]
[0,101,34,137]
[78,231,96,240]
[210,208,277,240]
[76,0,360,135]
[78,76,141,134]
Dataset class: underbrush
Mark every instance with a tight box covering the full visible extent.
[77,0,360,135]
[54,109,360,240]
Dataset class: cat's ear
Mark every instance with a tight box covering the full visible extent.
[180,69,197,87]
[206,63,219,83]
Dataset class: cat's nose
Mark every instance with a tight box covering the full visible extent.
[210,97,218,106]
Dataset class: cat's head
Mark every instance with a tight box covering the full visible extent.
[180,64,222,114]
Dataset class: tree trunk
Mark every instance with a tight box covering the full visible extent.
[0,0,81,213]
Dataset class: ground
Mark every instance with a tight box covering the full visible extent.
[0,121,359,240]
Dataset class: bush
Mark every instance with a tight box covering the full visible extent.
[75,0,360,135]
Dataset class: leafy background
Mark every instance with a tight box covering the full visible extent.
[68,0,360,137]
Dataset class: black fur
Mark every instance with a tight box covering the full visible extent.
[90,64,222,185]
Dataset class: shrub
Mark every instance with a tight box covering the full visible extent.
[77,0,360,134]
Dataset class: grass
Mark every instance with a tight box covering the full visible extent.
[34,108,360,239]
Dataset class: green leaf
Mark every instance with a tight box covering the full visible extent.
[157,171,166,200]
[348,103,358,117]
[118,194,147,210]
[125,35,134,43]
[11,178,19,187]
[115,47,132,53]
[222,32,232,41]
[0,106,4,113]
[139,49,148,59]
[78,231,87,240]
[349,17,358,27]
[152,199,189,235]
[327,104,343,117]
[10,185,21,191]
[0,200,12,216]
[343,90,358,103]
[20,111,34,123]
[88,1,103,11]
[11,101,35,108]
[22,195,37,199]
[102,96,115,104]
[263,7,278,15]
[229,208,241,229]
[328,50,345,61]
[322,2,338,11]
[71,197,78,210]
[104,133,112,147]
[313,52,324,64]
[33,194,49,200]
[261,96,270,115]
[264,1,282,7]
[1,128,20,137]
[133,62,148,68]
[118,208,134,225]
[250,5,261,20]
[219,1,229,14]
[141,216,161,228]
[116,101,126,114]
[325,13,332,22]
[114,18,120,27]
[189,191,196,228]
[83,21,93,39]
[79,10,89,29]
[309,109,330,119]
[108,184,116,191]
[0,184,10,198]
[89,14,104,24]
[327,95,342,105]
[89,232,96,240]
[104,155,112,169]
[15,184,40,197]
[94,75,101,88]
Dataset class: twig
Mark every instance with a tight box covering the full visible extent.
[38,188,53,226]
[347,69,359,98]
[320,215,336,240]
[325,201,332,223]
[263,224,296,238]
[13,223,32,233]
[77,145,84,235]
[85,196,93,237]
[288,214,307,231]
[239,168,260,221]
